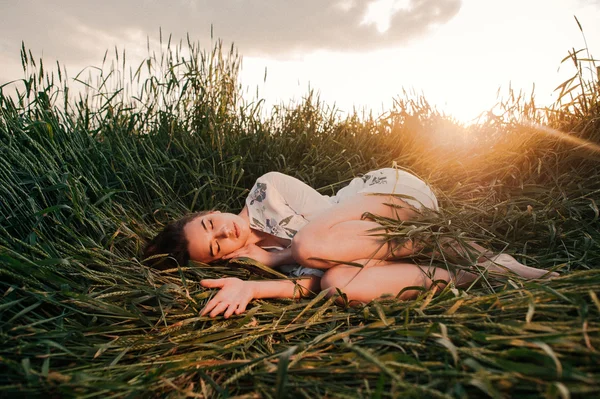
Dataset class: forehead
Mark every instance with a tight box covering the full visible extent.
[184,216,212,261]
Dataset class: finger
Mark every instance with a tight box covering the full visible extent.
[200,279,225,288]
[226,248,248,259]
[223,250,242,259]
[200,298,220,316]
[210,302,230,318]
[235,301,249,315]
[224,303,238,319]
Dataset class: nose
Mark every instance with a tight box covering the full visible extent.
[217,226,233,239]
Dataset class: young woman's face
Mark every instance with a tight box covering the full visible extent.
[184,211,250,262]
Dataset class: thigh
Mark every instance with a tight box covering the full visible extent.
[320,259,451,302]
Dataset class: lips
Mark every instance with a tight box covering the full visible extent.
[233,222,239,238]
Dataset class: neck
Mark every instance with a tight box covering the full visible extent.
[238,205,263,245]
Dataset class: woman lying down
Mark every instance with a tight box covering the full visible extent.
[144,168,558,318]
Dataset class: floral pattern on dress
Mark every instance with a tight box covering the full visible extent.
[265,218,283,237]
[251,217,265,229]
[249,182,267,205]
[247,175,309,240]
[361,173,387,186]
[368,176,387,186]
[278,215,299,238]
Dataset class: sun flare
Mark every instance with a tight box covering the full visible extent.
[524,121,600,154]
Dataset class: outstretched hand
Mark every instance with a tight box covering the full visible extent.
[200,278,256,318]
[221,243,276,266]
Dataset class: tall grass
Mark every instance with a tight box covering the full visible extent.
[0,34,599,398]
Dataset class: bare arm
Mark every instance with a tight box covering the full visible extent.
[270,247,295,267]
[222,244,295,268]
[200,276,320,318]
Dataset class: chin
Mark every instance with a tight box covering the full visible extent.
[240,222,250,241]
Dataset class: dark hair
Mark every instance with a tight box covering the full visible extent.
[143,211,210,269]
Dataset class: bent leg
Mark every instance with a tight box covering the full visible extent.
[422,239,559,280]
[439,240,559,279]
[292,194,420,269]
[291,193,558,280]
[320,259,457,302]
[476,253,559,279]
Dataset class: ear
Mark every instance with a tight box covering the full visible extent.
[144,244,157,256]
[211,210,221,214]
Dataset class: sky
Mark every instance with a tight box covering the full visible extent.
[1,0,599,122]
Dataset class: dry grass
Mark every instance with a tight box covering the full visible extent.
[0,35,599,398]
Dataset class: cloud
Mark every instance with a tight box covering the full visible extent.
[189,0,462,54]
[3,0,461,53]
[0,0,461,83]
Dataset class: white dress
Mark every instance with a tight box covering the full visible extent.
[245,168,439,277]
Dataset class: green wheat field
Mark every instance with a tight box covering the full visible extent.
[1,35,599,398]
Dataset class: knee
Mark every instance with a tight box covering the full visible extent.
[320,266,344,293]
[320,266,350,300]
[320,262,376,305]
[320,263,366,293]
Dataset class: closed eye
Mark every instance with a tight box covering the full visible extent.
[211,241,217,258]
[210,219,214,229]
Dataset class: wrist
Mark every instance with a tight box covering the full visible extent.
[246,280,261,298]
[246,279,296,299]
